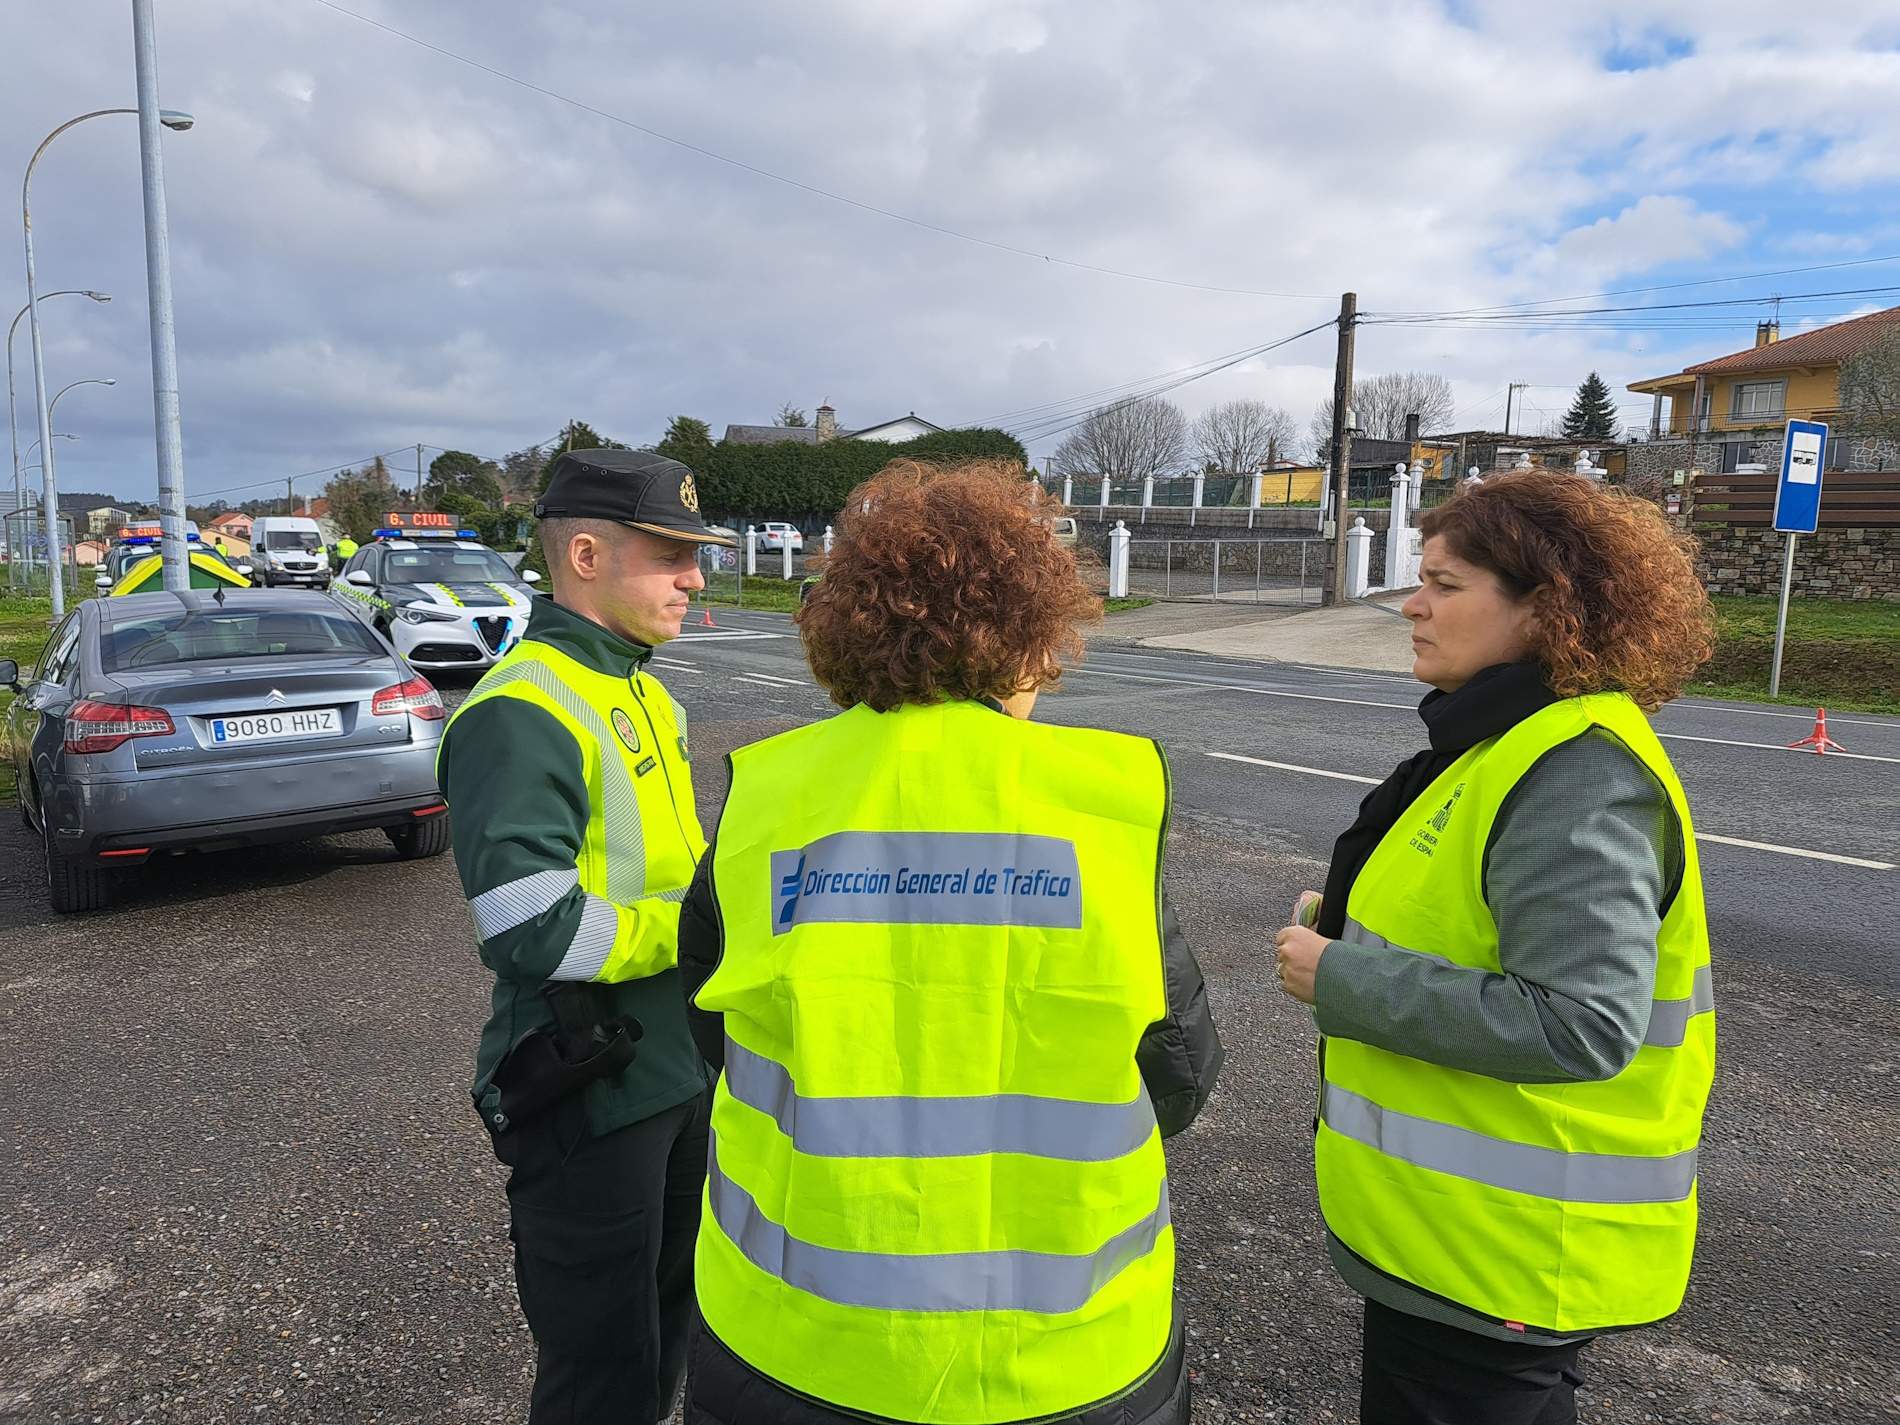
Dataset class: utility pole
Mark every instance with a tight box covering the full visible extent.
[287,477,297,516]
[416,443,424,504]
[1326,292,1357,606]
[1504,382,1528,437]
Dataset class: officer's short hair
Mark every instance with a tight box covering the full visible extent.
[540,517,628,581]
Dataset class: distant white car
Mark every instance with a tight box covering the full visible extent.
[755,522,805,554]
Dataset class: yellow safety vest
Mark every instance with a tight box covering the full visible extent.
[695,700,1176,1424]
[1317,693,1715,1334]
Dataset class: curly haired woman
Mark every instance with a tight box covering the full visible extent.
[1272,471,1719,1425]
[676,460,1222,1425]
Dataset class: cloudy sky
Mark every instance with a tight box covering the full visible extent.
[6,0,1900,507]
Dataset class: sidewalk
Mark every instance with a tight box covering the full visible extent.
[1137,595,1415,672]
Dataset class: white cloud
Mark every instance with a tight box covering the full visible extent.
[1555,196,1747,275]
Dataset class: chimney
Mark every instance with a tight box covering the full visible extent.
[1403,412,1421,444]
[815,401,838,442]
[1755,320,1780,348]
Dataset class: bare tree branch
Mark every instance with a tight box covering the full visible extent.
[1310,371,1458,455]
[1051,397,1189,482]
[1191,399,1298,475]
[1840,326,1900,447]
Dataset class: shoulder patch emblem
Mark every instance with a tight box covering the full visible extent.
[610,707,641,754]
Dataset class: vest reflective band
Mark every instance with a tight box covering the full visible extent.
[1318,693,1716,1334]
[696,701,1175,1424]
[441,638,699,974]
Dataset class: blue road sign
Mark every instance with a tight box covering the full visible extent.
[1772,419,1828,534]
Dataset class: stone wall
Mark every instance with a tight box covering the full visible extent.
[1696,526,1899,602]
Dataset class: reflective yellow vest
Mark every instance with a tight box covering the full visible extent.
[695,700,1176,1424]
[1317,693,1715,1334]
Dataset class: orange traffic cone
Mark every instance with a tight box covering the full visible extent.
[1787,707,1845,755]
[698,603,717,628]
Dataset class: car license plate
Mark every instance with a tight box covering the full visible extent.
[209,708,342,745]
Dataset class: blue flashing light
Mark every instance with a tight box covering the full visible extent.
[373,528,402,539]
[122,535,158,546]
[458,529,479,538]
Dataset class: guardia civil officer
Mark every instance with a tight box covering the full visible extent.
[676,459,1223,1425]
[1273,471,1718,1424]
[438,449,736,1424]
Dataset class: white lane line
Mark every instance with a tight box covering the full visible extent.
[1665,701,1900,730]
[653,657,698,671]
[1657,732,1900,765]
[734,670,804,686]
[1693,834,1895,871]
[732,674,790,689]
[674,630,786,642]
[1068,666,1416,712]
[1208,752,1380,785]
[1205,753,1896,869]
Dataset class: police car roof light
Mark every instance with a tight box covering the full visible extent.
[458,529,479,538]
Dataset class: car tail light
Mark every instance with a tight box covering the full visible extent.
[373,676,445,720]
[64,700,176,755]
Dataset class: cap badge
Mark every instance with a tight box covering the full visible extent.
[679,474,701,514]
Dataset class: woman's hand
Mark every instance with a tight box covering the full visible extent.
[1273,924,1331,1006]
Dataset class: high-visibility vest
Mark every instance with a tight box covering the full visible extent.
[445,638,702,961]
[695,700,1176,1424]
[1317,693,1715,1334]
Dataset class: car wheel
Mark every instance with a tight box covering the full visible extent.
[43,816,111,913]
[386,815,451,860]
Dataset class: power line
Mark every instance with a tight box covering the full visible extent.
[1367,283,1900,324]
[302,0,1329,304]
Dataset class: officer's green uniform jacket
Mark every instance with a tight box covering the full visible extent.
[438,597,709,1138]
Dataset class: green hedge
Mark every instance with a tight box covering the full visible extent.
[686,428,1028,519]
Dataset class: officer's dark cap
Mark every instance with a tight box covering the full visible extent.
[534,449,737,548]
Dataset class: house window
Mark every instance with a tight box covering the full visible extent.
[1719,438,1763,473]
[1731,380,1785,422]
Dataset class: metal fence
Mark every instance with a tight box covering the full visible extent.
[1124,536,1328,606]
[3,511,80,598]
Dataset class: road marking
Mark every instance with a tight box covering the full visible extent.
[653,657,698,671]
[733,670,804,686]
[1208,751,1379,785]
[1206,753,1895,869]
[673,630,786,643]
[1657,732,1900,765]
[1665,701,1900,730]
[733,674,793,689]
[1068,666,1416,712]
[1693,834,1895,871]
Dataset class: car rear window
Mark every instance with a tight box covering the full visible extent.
[102,609,385,670]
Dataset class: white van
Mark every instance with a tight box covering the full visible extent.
[249,516,330,588]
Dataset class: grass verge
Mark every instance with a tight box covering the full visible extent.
[0,594,56,802]
[1104,597,1155,614]
[695,574,805,614]
[1687,595,1899,713]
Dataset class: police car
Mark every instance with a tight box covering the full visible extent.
[332,520,542,672]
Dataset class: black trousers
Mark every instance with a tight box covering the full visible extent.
[1360,1301,1587,1425]
[498,1089,711,1425]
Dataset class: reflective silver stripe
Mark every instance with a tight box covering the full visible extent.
[468,867,579,940]
[1321,1082,1698,1204]
[551,893,619,981]
[1346,919,1715,1053]
[1643,963,1716,1047]
[462,659,646,903]
[723,1037,1154,1162]
[706,1132,1170,1313]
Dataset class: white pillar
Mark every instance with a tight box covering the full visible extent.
[782,536,794,580]
[1345,517,1373,599]
[1386,462,1411,590]
[1250,469,1265,508]
[823,524,834,555]
[1061,473,1073,506]
[1515,450,1533,471]
[1190,472,1205,508]
[1098,475,1111,510]
[1408,458,1425,514]
[1465,465,1482,486]
[744,527,757,575]
[1140,474,1154,509]
[1108,519,1131,598]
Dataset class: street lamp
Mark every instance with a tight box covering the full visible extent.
[50,378,116,422]
[8,290,108,521]
[22,104,190,617]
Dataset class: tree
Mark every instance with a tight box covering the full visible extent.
[1840,325,1900,449]
[323,457,398,540]
[498,444,547,503]
[1050,397,1188,483]
[775,403,809,428]
[534,420,622,495]
[656,415,715,473]
[1310,371,1457,457]
[1191,399,1298,476]
[1561,372,1620,441]
[426,449,503,506]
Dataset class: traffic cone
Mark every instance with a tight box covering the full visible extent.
[698,603,717,628]
[1787,707,1845,755]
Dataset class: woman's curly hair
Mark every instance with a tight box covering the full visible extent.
[1418,472,1716,711]
[798,459,1100,711]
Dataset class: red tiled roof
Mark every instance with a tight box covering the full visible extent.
[1683,305,1900,376]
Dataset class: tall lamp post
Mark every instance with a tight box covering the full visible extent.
[8,290,108,522]
[23,103,191,617]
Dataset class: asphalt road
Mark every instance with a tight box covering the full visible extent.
[2,610,1895,1423]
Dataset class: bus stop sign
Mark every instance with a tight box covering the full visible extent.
[1772,419,1828,534]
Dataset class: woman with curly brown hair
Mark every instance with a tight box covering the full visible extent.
[1272,471,1719,1425]
[675,460,1221,1425]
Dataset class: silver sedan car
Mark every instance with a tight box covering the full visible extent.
[4,588,450,912]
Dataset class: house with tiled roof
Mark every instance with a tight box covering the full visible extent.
[1628,307,1900,470]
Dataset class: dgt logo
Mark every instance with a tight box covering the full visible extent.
[775,853,806,929]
